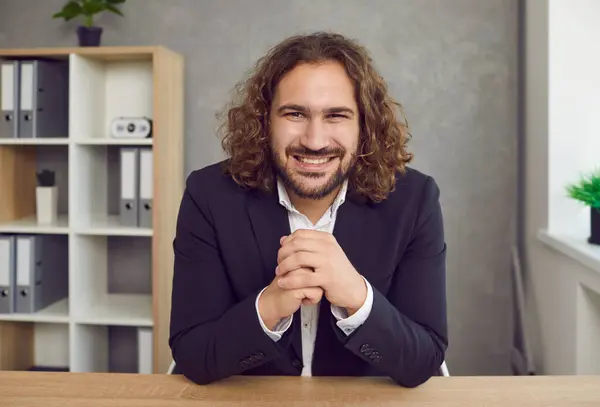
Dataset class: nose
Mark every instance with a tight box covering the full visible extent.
[300,117,330,151]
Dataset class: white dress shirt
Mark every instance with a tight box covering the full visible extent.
[255,178,374,376]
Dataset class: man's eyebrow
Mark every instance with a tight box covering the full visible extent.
[324,106,355,116]
[276,104,355,116]
[276,104,308,114]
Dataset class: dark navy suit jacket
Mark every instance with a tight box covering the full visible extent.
[169,161,448,387]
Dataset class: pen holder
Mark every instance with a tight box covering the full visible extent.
[36,186,58,224]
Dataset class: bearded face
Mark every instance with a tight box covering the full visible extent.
[269,61,360,200]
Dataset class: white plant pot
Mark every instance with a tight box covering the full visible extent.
[36,186,58,224]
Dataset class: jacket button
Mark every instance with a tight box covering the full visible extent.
[292,359,302,369]
[360,344,373,354]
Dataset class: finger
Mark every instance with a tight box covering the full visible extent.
[277,236,324,265]
[277,267,314,280]
[288,267,315,275]
[282,229,333,245]
[293,229,333,241]
[276,252,319,276]
[293,286,322,300]
[300,287,323,304]
[278,270,324,290]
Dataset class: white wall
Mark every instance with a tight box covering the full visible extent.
[525,0,600,374]
[548,0,600,237]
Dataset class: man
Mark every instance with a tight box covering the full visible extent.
[169,31,447,387]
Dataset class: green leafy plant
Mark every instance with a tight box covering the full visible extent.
[566,168,600,209]
[52,0,126,28]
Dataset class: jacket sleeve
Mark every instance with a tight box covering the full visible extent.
[332,176,448,387]
[168,171,292,384]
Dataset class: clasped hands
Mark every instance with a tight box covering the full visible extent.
[258,229,367,331]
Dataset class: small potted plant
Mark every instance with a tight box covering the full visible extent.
[566,168,600,245]
[52,0,126,47]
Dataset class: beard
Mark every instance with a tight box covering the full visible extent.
[271,144,357,200]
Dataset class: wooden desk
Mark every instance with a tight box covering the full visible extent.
[0,372,599,406]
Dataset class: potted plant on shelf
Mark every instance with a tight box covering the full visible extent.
[566,168,600,245]
[52,0,126,47]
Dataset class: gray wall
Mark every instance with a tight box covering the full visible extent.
[0,0,519,375]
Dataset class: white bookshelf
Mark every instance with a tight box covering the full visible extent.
[0,46,184,374]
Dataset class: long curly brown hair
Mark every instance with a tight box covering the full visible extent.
[218,31,413,203]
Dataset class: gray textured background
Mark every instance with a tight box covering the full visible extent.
[0,0,519,375]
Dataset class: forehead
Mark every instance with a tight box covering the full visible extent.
[273,61,357,109]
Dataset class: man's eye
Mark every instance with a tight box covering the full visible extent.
[287,112,304,118]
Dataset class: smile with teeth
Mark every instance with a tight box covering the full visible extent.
[295,156,335,165]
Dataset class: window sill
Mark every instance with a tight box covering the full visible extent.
[537,229,600,275]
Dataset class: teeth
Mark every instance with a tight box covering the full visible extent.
[298,157,331,165]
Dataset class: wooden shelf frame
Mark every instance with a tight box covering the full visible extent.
[0,46,184,374]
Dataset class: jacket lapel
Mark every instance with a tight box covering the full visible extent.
[246,189,304,364]
[332,196,370,277]
[246,189,290,285]
[313,195,373,374]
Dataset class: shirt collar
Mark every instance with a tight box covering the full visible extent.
[277,178,348,216]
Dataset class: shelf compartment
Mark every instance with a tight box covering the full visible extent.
[69,53,153,143]
[70,323,152,373]
[0,144,70,226]
[70,144,152,235]
[33,322,69,371]
[0,233,69,322]
[70,234,152,327]
[70,323,108,372]
[0,322,33,370]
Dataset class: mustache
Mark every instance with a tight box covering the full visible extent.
[285,146,346,157]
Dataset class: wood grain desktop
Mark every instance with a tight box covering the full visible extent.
[0,372,599,406]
